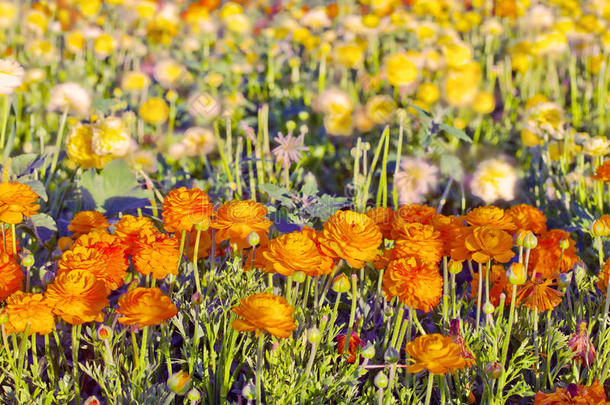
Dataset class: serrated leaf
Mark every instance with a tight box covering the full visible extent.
[439,123,472,143]
[258,183,295,207]
[301,175,319,196]
[30,213,57,232]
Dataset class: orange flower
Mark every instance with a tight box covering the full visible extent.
[463,225,515,264]
[431,214,467,257]
[598,258,610,293]
[68,211,109,237]
[212,200,272,250]
[133,234,180,280]
[318,210,382,269]
[391,204,437,239]
[383,256,443,312]
[3,291,55,335]
[516,275,563,313]
[0,253,22,301]
[162,187,213,233]
[593,160,610,182]
[262,229,334,277]
[464,206,517,233]
[391,223,444,266]
[232,292,297,338]
[45,270,109,325]
[0,229,18,257]
[0,182,40,224]
[366,207,395,239]
[534,382,610,405]
[528,229,579,279]
[470,264,510,306]
[186,228,214,260]
[117,287,178,327]
[59,231,128,290]
[336,333,364,363]
[506,204,547,235]
[405,334,472,374]
[113,214,159,255]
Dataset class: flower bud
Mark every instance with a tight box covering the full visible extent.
[247,231,260,247]
[242,381,256,400]
[293,271,306,283]
[84,396,101,405]
[187,388,201,402]
[362,342,376,359]
[332,274,350,293]
[194,218,210,232]
[374,371,388,389]
[448,259,463,275]
[591,219,607,238]
[507,262,527,286]
[308,327,322,344]
[384,347,399,363]
[191,293,202,305]
[485,362,503,379]
[522,232,538,249]
[21,254,35,268]
[558,272,572,288]
[514,231,527,247]
[97,325,113,340]
[483,301,495,315]
[0,310,8,325]
[168,371,192,395]
[559,238,569,250]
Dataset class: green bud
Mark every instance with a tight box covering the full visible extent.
[522,232,538,249]
[293,271,306,283]
[374,372,388,389]
[168,371,192,395]
[247,231,261,247]
[384,347,399,363]
[558,238,569,250]
[22,255,35,267]
[308,327,322,344]
[332,274,350,293]
[483,302,495,315]
[187,388,201,402]
[362,342,376,359]
[242,381,256,400]
[485,362,503,379]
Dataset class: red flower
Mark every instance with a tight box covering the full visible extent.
[336,333,364,363]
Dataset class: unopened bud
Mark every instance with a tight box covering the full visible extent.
[168,371,192,395]
[485,362,503,379]
[308,327,322,344]
[242,381,256,400]
[21,254,35,268]
[187,388,201,402]
[522,232,538,249]
[558,272,572,288]
[559,238,569,250]
[507,262,527,286]
[362,342,376,359]
[293,271,306,283]
[483,301,495,315]
[191,293,202,305]
[332,274,350,293]
[514,231,527,247]
[448,259,463,275]
[84,396,101,405]
[0,311,8,325]
[247,231,261,247]
[195,218,210,232]
[97,325,113,340]
[591,220,607,238]
[374,371,388,389]
[384,347,399,363]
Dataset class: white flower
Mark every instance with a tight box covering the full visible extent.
[0,59,25,95]
[91,117,132,157]
[583,136,610,157]
[300,7,331,30]
[48,83,91,115]
[127,149,158,173]
[470,158,517,203]
[182,127,216,156]
[153,59,186,89]
[394,157,439,205]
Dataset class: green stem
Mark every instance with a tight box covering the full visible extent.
[343,275,358,357]
[72,324,81,405]
[256,334,264,405]
[424,372,435,405]
[192,229,202,295]
[48,107,69,177]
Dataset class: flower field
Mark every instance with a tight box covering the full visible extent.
[2,0,610,404]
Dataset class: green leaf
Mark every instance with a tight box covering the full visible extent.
[78,159,152,212]
[439,123,472,143]
[30,213,57,232]
[439,155,464,182]
[301,174,319,196]
[10,154,39,176]
[19,179,48,202]
[258,183,294,207]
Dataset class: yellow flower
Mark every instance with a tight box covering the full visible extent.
[93,34,116,59]
[66,123,114,169]
[445,62,482,107]
[66,31,86,54]
[336,43,364,69]
[385,52,417,87]
[472,91,496,114]
[365,95,396,125]
[121,71,151,92]
[139,98,170,125]
[416,83,440,105]
[92,117,131,157]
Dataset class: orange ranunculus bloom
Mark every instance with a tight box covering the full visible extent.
[464,206,517,233]
[0,182,40,224]
[528,229,579,279]
[534,382,610,405]
[383,256,443,312]
[336,332,364,363]
[186,228,214,260]
[3,291,55,335]
[391,223,444,266]
[516,275,563,313]
[462,225,515,264]
[391,204,437,239]
[45,270,110,325]
[598,258,610,293]
[232,292,297,338]
[366,207,395,239]
[68,211,109,237]
[593,161,610,182]
[405,334,472,374]
[318,210,382,269]
[0,253,22,301]
[117,287,178,327]
[212,200,272,250]
[431,214,467,257]
[59,231,128,290]
[262,229,334,277]
[506,204,547,235]
[162,187,214,233]
[133,234,180,280]
[113,214,159,255]
[470,264,511,306]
